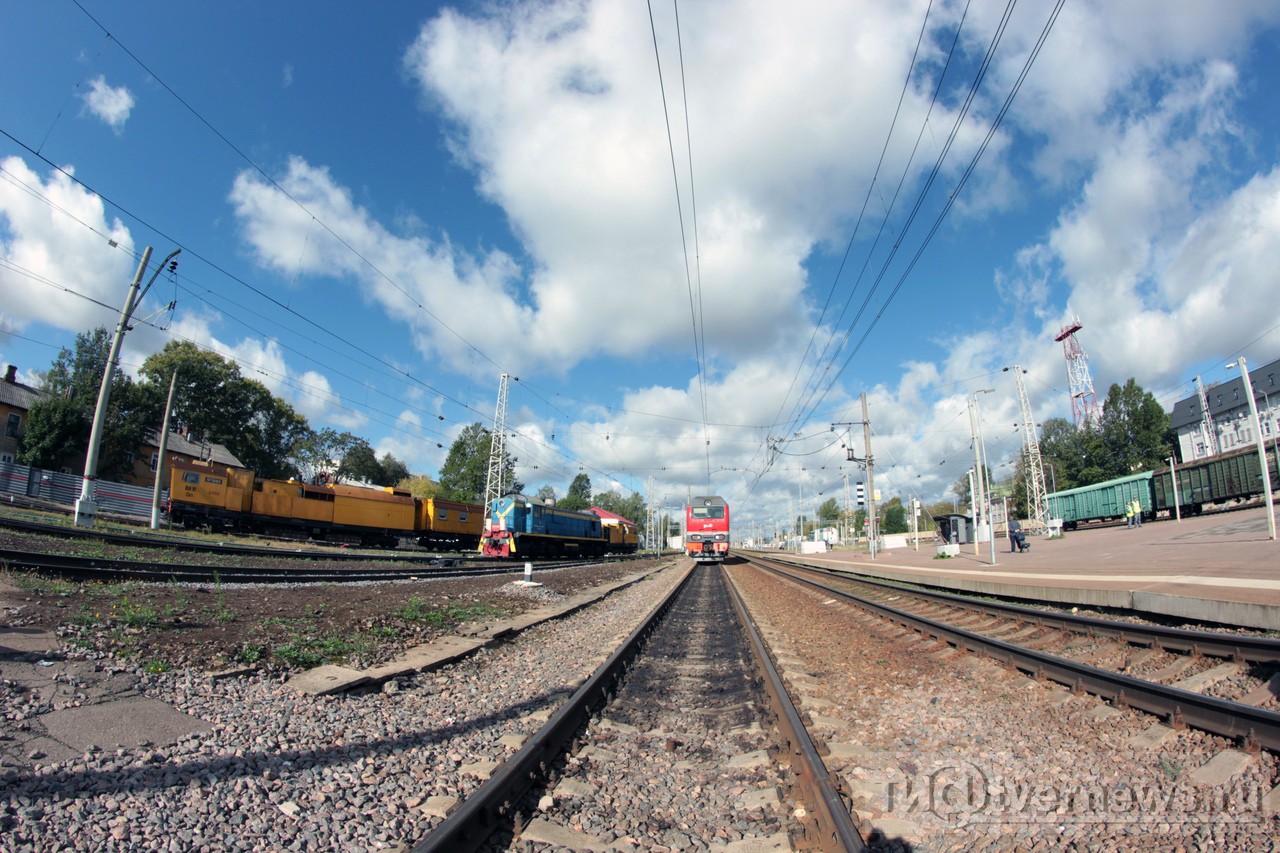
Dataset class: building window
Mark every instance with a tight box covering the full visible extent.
[124,450,135,464]
[5,413,18,438]
[0,452,12,463]
[150,452,159,472]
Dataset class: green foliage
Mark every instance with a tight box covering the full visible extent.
[589,488,646,528]
[19,327,158,479]
[437,423,522,502]
[393,596,502,627]
[378,452,410,486]
[139,342,309,479]
[115,597,159,628]
[1038,379,1171,493]
[880,498,908,534]
[17,396,90,469]
[559,472,592,511]
[398,474,442,498]
[1100,378,1172,476]
[235,643,266,664]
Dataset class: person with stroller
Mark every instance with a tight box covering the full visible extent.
[1008,517,1029,553]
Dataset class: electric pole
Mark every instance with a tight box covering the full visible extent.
[76,246,180,527]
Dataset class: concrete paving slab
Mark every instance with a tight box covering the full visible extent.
[42,695,212,751]
[776,506,1280,629]
[0,627,60,654]
[286,664,370,695]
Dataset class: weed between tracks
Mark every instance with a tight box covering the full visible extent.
[3,569,510,674]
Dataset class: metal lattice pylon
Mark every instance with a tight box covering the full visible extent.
[1054,316,1100,428]
[482,373,509,511]
[1012,364,1048,526]
[1194,376,1218,458]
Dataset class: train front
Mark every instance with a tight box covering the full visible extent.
[685,495,730,563]
[480,495,521,557]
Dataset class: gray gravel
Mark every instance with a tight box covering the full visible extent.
[726,563,1280,851]
[1,569,687,851]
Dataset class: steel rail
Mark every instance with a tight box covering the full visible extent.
[748,557,1280,752]
[0,548,520,584]
[412,564,697,852]
[721,568,868,851]
[775,556,1280,664]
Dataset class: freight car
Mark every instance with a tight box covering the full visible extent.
[1045,444,1278,529]
[478,495,642,558]
[167,460,483,549]
[1152,444,1279,518]
[685,495,730,562]
[1044,472,1153,530]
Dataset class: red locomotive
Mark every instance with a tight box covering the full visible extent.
[685,495,730,563]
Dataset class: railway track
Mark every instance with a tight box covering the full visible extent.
[743,554,1280,751]
[0,512,457,562]
[415,563,866,851]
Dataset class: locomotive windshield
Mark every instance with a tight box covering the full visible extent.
[690,506,724,519]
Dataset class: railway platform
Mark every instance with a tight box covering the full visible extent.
[768,505,1280,631]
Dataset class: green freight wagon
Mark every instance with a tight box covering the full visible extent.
[1153,445,1278,516]
[1045,471,1153,530]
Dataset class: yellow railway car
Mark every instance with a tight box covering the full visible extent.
[168,460,483,550]
[169,461,415,547]
[416,497,484,549]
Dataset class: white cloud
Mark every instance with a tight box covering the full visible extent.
[0,157,136,338]
[81,75,135,132]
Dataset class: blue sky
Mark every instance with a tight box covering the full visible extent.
[3,1,1280,535]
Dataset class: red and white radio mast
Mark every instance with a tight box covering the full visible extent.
[1054,316,1101,428]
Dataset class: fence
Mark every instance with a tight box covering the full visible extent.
[0,460,166,520]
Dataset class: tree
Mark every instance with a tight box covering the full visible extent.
[535,485,557,504]
[140,342,248,445]
[140,343,310,478]
[378,453,410,487]
[17,396,89,470]
[237,381,309,480]
[559,473,592,511]
[437,423,522,502]
[18,327,158,480]
[398,474,441,499]
[817,497,840,525]
[339,438,382,484]
[1099,378,1172,477]
[591,489,647,537]
[880,497,908,534]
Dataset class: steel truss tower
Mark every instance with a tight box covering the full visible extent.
[1012,364,1048,526]
[1194,376,1218,458]
[1054,316,1100,428]
[482,373,510,511]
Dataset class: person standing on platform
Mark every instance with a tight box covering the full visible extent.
[1125,500,1134,528]
[1132,498,1143,527]
[1008,517,1022,553]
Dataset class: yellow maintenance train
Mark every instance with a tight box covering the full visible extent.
[167,460,483,549]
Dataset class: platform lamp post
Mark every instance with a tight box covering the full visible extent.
[1228,357,1275,541]
[970,388,997,564]
[75,246,181,528]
